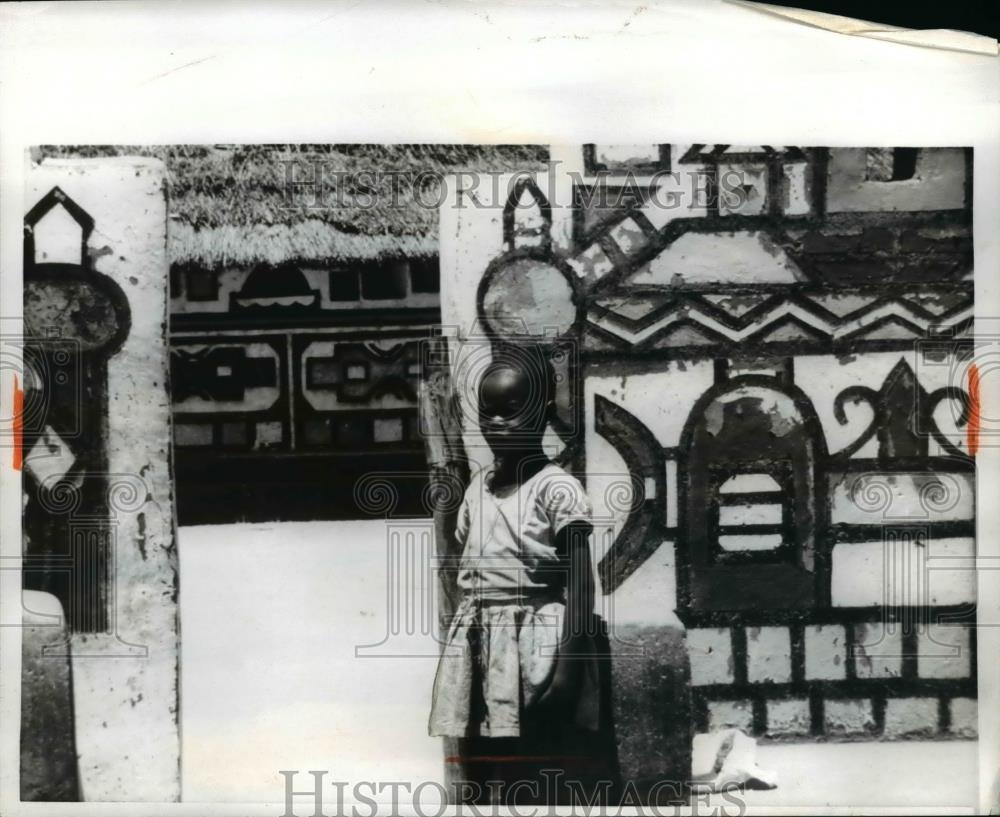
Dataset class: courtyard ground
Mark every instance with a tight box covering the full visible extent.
[178,520,979,810]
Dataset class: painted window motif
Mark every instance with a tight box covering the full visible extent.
[583,144,671,176]
[329,267,362,301]
[866,147,920,182]
[361,260,408,300]
[408,258,440,293]
[184,268,219,301]
[326,259,440,303]
[682,380,822,612]
[710,464,792,561]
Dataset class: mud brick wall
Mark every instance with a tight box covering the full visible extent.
[24,158,180,801]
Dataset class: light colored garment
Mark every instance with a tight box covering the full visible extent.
[454,463,592,601]
[428,595,602,738]
[429,462,599,738]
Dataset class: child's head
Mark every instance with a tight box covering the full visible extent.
[477,345,555,454]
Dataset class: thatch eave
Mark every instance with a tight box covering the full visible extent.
[169,220,437,269]
[37,144,550,268]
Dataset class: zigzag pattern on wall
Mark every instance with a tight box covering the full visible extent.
[585,286,973,352]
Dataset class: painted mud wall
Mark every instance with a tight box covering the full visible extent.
[439,162,693,786]
[23,158,180,800]
[439,144,975,782]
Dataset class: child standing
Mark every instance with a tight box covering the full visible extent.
[429,347,607,805]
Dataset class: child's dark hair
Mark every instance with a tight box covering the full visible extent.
[482,342,557,408]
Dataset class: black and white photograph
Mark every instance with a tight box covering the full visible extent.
[1,2,998,816]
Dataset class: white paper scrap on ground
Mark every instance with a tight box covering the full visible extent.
[691,729,779,792]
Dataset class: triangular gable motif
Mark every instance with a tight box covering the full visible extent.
[903,290,973,318]
[806,292,883,320]
[595,295,675,323]
[719,472,783,494]
[626,231,806,287]
[646,321,726,349]
[699,292,774,319]
[582,323,629,352]
[750,314,830,344]
[843,315,926,342]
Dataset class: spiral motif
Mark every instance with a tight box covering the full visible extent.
[422,471,465,514]
[36,474,82,515]
[919,475,960,515]
[604,476,642,515]
[849,474,893,516]
[354,474,400,516]
[831,386,878,459]
[107,474,149,513]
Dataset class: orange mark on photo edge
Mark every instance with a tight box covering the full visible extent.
[12,375,23,470]
[967,363,980,457]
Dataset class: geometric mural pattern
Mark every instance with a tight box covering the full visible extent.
[585,286,973,352]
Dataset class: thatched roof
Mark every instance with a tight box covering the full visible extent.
[35,145,548,268]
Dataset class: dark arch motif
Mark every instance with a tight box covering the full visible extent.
[676,375,830,621]
[233,261,320,309]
